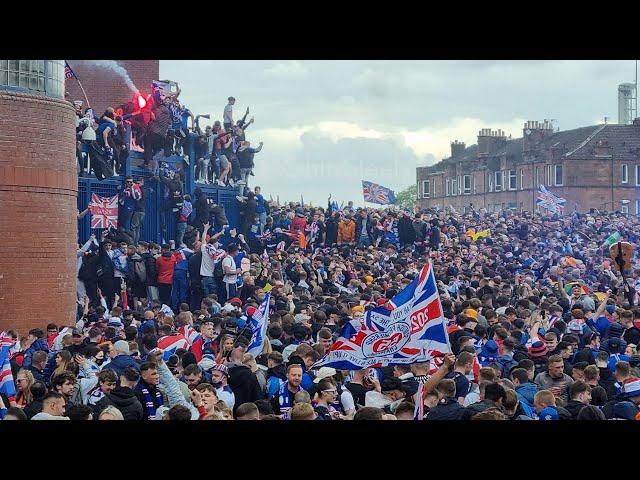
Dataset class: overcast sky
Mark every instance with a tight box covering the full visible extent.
[160,60,637,206]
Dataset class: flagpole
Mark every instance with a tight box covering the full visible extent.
[76,78,91,109]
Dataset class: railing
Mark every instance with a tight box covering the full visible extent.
[77,132,242,243]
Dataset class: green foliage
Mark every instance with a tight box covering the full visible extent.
[394,184,417,210]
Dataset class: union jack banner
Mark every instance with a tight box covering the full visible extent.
[362,180,397,205]
[157,333,190,360]
[88,193,119,229]
[314,261,451,370]
[0,332,16,398]
[178,324,200,346]
[536,185,566,214]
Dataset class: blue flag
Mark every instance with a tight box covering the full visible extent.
[362,181,396,205]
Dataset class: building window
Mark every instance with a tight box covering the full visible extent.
[422,180,430,198]
[636,200,640,216]
[494,171,502,191]
[535,166,540,187]
[508,170,517,190]
[0,60,64,99]
[622,164,628,184]
[554,165,563,186]
[463,175,471,194]
[445,179,450,196]
[458,176,462,195]
[451,178,457,196]
[544,165,551,186]
[621,202,629,215]
[520,169,524,190]
[432,181,437,197]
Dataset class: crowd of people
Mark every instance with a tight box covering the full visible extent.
[4,198,640,421]
[73,87,263,190]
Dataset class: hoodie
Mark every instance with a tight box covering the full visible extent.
[22,338,50,369]
[266,364,287,399]
[227,362,263,414]
[426,397,465,420]
[564,399,587,419]
[94,386,144,421]
[515,382,539,408]
[101,354,140,377]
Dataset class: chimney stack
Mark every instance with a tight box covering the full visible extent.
[450,140,466,158]
[523,119,554,153]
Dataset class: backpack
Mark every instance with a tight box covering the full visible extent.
[214,256,226,280]
[133,259,147,284]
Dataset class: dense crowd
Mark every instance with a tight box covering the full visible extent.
[74,87,263,188]
[3,198,640,421]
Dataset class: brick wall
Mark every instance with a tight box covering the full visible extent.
[0,91,77,332]
[417,157,640,214]
[65,60,159,114]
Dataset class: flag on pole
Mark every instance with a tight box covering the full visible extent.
[362,181,397,205]
[536,185,566,214]
[413,382,425,420]
[314,261,451,370]
[158,333,190,360]
[0,333,17,399]
[604,231,621,247]
[88,193,119,229]
[247,293,271,357]
[64,61,77,80]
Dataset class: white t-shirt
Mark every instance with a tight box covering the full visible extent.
[217,386,235,410]
[200,242,223,277]
[222,255,237,284]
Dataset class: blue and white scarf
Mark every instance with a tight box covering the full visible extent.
[140,383,164,420]
[278,380,302,414]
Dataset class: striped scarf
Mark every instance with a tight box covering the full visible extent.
[278,380,302,414]
[140,383,163,420]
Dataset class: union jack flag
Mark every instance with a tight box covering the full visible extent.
[0,333,16,398]
[178,324,200,346]
[314,261,451,370]
[88,193,119,229]
[536,185,566,214]
[362,180,397,205]
[157,333,190,360]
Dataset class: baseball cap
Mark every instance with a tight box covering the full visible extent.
[313,367,337,383]
[229,297,243,306]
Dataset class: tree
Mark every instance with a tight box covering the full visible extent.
[394,184,417,210]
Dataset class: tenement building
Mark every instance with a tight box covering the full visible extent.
[416,120,640,215]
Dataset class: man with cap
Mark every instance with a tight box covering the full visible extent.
[101,340,140,377]
[211,363,235,410]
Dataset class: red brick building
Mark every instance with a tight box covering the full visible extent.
[1,60,77,332]
[416,120,640,215]
[65,60,159,114]
[0,60,159,333]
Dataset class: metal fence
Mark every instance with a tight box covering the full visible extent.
[77,145,241,243]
